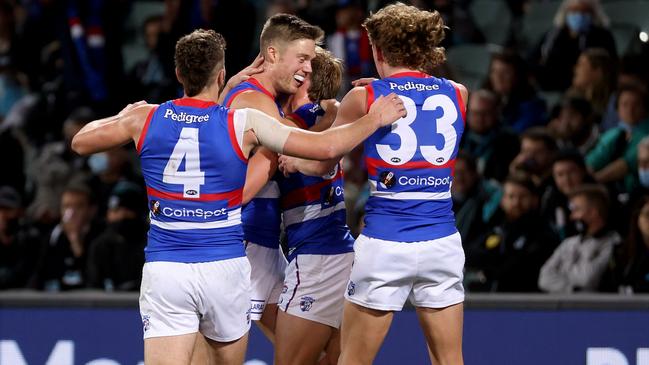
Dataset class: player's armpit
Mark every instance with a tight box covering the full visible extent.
[242,147,279,204]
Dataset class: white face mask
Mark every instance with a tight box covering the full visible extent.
[88,152,108,174]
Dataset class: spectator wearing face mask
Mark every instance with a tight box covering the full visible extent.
[509,127,558,190]
[548,96,599,155]
[538,184,621,293]
[586,83,649,194]
[465,173,559,292]
[529,0,616,92]
[86,181,147,291]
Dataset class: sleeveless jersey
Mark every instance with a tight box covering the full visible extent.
[279,103,354,261]
[222,78,282,248]
[362,72,466,242]
[138,98,248,263]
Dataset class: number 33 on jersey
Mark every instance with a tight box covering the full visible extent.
[362,72,466,242]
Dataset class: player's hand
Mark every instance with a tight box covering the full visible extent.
[226,54,264,89]
[368,93,406,128]
[351,77,378,87]
[278,155,299,176]
[319,99,339,113]
[118,100,147,117]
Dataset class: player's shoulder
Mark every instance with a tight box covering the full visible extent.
[447,79,468,105]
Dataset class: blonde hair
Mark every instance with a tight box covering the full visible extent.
[308,47,343,101]
[260,13,324,55]
[363,2,446,71]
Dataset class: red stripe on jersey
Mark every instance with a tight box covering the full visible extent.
[365,85,374,113]
[280,169,343,209]
[228,110,247,162]
[147,186,243,207]
[287,112,308,129]
[388,71,431,78]
[248,78,275,100]
[453,85,467,124]
[137,106,158,154]
[365,156,456,176]
[225,89,250,107]
[172,98,217,108]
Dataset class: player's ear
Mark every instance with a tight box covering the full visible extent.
[217,67,226,90]
[175,67,183,84]
[267,46,279,64]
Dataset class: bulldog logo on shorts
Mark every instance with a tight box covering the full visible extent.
[347,281,356,296]
[142,314,151,333]
[379,171,396,189]
[300,296,315,312]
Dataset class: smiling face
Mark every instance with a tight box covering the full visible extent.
[269,38,316,95]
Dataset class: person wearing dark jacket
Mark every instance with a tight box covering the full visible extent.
[465,173,560,292]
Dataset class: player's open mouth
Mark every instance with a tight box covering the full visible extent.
[293,74,305,85]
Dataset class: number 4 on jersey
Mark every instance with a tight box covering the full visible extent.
[163,127,205,198]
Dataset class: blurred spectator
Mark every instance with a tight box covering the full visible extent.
[0,126,25,195]
[27,107,94,226]
[326,0,373,94]
[616,196,649,293]
[586,84,649,193]
[87,181,146,291]
[601,55,649,131]
[465,173,559,292]
[452,152,499,247]
[484,50,547,133]
[529,0,616,91]
[126,15,175,104]
[432,0,485,47]
[509,127,558,188]
[88,145,141,218]
[541,150,594,240]
[0,1,27,120]
[566,48,615,118]
[30,181,101,291]
[461,89,520,183]
[538,184,620,292]
[547,96,599,155]
[0,186,40,289]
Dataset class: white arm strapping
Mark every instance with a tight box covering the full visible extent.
[240,108,292,153]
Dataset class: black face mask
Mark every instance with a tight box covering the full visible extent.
[110,218,144,240]
[3,218,20,237]
[574,219,587,234]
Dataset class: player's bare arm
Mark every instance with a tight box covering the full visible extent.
[71,101,157,155]
[278,86,368,176]
[241,92,404,162]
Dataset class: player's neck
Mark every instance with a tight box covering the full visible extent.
[185,89,219,104]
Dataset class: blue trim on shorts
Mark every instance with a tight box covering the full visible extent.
[285,256,300,311]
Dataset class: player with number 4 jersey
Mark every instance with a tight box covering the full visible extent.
[278,3,468,365]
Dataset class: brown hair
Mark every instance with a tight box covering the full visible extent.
[569,184,610,219]
[174,29,226,97]
[260,13,324,55]
[363,2,446,71]
[308,47,343,101]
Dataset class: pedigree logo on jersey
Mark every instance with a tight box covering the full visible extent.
[163,109,210,124]
[388,81,440,92]
[379,171,397,189]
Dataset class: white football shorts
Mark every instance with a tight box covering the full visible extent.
[278,252,354,328]
[345,232,465,311]
[246,241,287,320]
[139,258,251,342]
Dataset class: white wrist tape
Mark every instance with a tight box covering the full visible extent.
[243,108,292,153]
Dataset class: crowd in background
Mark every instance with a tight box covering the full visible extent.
[1,0,649,294]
